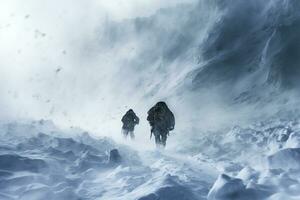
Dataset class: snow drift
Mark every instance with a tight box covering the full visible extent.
[2,0,300,199]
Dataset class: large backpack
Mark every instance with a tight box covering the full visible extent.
[153,106,175,131]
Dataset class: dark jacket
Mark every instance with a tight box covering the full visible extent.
[147,102,175,132]
[122,110,139,131]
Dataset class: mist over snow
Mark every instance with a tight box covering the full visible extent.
[0,0,202,137]
[1,0,300,200]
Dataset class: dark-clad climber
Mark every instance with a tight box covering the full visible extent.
[121,109,139,139]
[147,102,175,148]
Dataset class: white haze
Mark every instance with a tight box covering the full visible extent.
[0,0,275,147]
[0,1,189,119]
[2,1,300,199]
[0,0,207,145]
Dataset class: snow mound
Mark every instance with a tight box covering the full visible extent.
[185,118,300,200]
[268,148,300,170]
[138,175,198,200]
[207,174,246,200]
[2,118,300,199]
[208,173,274,200]
[0,120,218,200]
[0,120,143,200]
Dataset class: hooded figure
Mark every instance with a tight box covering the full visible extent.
[147,102,175,147]
[121,109,139,139]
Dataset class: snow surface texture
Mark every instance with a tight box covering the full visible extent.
[0,120,216,200]
[2,0,300,200]
[1,118,300,200]
[202,117,300,200]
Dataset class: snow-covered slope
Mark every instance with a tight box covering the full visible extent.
[1,118,300,200]
[197,117,300,200]
[2,0,300,200]
[0,120,216,200]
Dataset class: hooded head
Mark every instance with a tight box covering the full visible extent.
[153,102,169,113]
[155,102,167,109]
[127,109,134,114]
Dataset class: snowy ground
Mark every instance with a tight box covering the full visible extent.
[1,118,300,200]
[1,0,300,199]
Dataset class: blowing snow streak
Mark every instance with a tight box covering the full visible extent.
[1,0,300,200]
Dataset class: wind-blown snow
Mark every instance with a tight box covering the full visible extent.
[0,120,216,200]
[1,0,300,199]
[1,117,300,199]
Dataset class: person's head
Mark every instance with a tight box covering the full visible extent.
[127,109,134,113]
[155,101,167,109]
[154,101,168,113]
